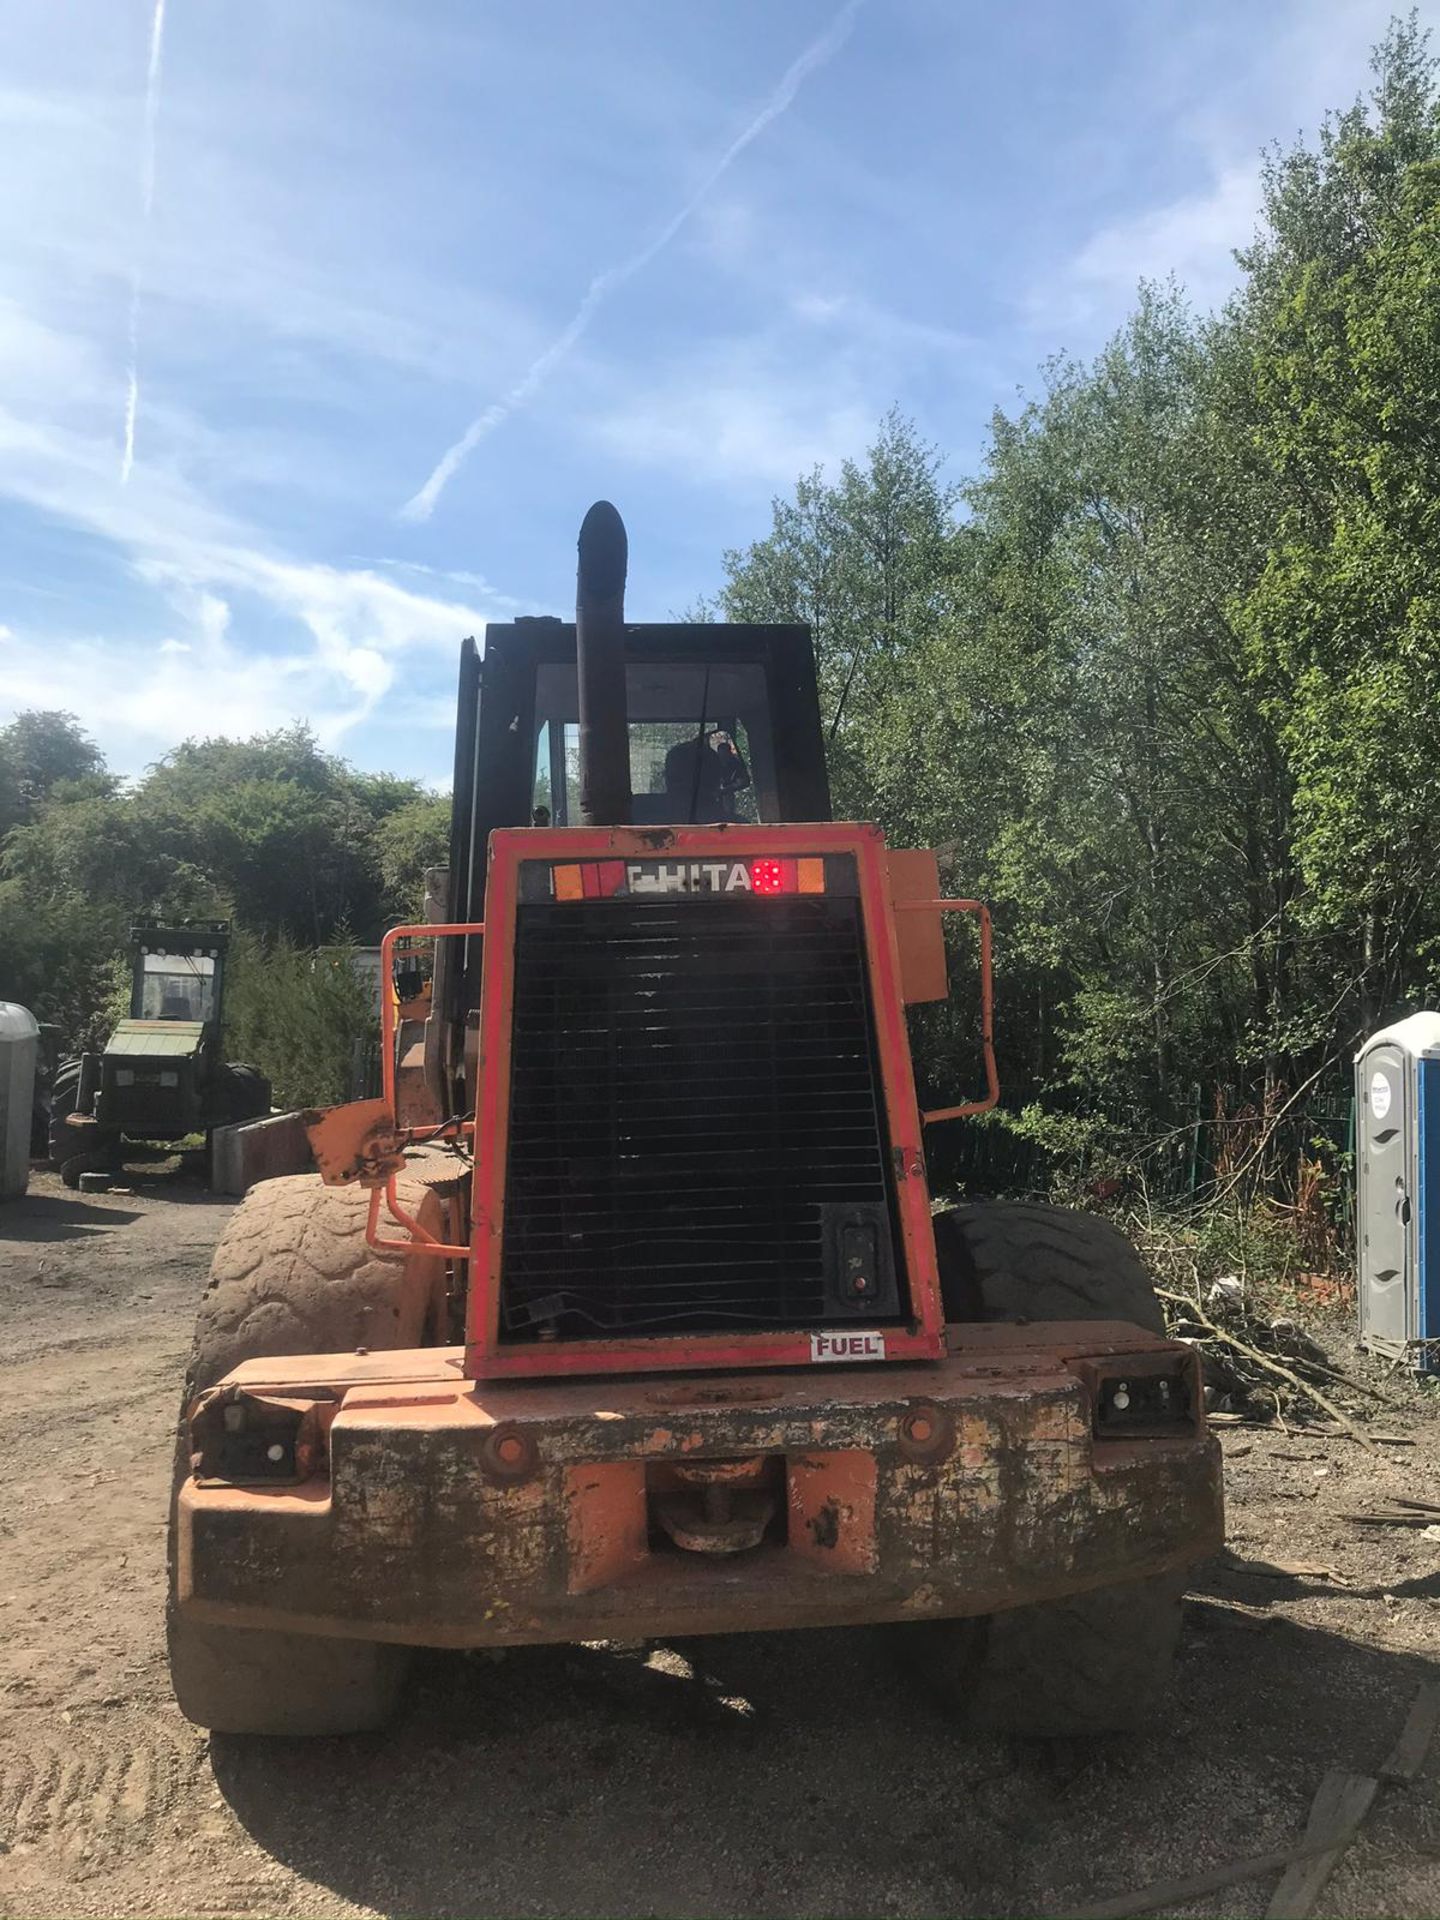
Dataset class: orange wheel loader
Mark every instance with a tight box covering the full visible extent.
[167,503,1222,1737]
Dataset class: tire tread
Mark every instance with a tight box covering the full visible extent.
[926,1201,1179,1734]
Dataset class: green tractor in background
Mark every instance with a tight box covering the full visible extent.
[49,922,270,1187]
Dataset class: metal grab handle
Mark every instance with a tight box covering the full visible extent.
[366,920,486,1260]
[366,1181,472,1260]
[893,897,999,1124]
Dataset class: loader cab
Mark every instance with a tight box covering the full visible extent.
[532,659,789,828]
[442,622,831,1041]
[449,621,831,905]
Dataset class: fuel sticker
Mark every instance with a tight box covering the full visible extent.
[810,1331,887,1363]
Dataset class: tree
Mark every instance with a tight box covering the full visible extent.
[0,711,109,839]
[375,795,451,922]
[0,712,447,1047]
[711,410,964,819]
[1240,16,1440,1035]
[223,929,377,1109]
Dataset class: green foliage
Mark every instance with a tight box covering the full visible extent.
[0,883,127,1052]
[0,711,109,841]
[0,717,437,1061]
[374,794,451,922]
[223,929,377,1110]
[1242,144,1440,1011]
[714,16,1440,1186]
[3,15,1438,1203]
[712,410,963,821]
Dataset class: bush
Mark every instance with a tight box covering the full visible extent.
[223,929,377,1110]
[0,883,128,1052]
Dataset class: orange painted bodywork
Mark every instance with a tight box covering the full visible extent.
[328,834,997,1376]
[465,822,948,1381]
[175,1320,1222,1650]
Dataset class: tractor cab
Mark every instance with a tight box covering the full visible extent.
[51,920,268,1185]
[98,923,232,1137]
[132,933,225,1026]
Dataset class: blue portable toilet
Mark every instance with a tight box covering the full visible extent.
[1355,1011,1440,1374]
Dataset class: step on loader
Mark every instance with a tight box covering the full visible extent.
[167,503,1222,1737]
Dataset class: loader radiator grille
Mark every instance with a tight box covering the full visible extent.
[498,894,895,1339]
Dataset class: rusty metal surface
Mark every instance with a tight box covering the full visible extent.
[886,848,948,1003]
[177,1334,1223,1650]
[653,1456,780,1555]
[302,1099,405,1189]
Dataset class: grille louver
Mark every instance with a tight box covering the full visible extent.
[499,893,896,1339]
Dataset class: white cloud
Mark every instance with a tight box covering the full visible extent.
[1031,0,1440,340]
[1063,161,1261,318]
[588,353,873,491]
[346,556,536,608]
[0,339,496,759]
[0,547,480,767]
[791,290,977,361]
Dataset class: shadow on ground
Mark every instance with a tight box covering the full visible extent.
[0,1192,144,1241]
[0,1161,234,1247]
[211,1600,1437,1919]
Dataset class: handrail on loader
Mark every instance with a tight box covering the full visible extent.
[364,918,485,1260]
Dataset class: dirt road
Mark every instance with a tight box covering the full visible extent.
[2,1169,1438,1919]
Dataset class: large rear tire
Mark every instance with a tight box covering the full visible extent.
[210,1060,272,1129]
[168,1169,450,1736]
[60,1128,123,1189]
[914,1571,1186,1737]
[46,1061,82,1171]
[933,1199,1166,1335]
[920,1201,1182,1735]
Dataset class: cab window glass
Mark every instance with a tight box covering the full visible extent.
[139,953,216,1022]
[532,662,776,824]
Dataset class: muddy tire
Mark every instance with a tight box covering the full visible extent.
[919,1572,1185,1737]
[933,1200,1166,1335]
[184,1169,447,1393]
[922,1202,1179,1734]
[60,1132,122,1189]
[168,1170,449,1735]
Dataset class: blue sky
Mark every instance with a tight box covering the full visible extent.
[0,0,1432,786]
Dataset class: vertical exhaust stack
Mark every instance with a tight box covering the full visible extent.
[576,500,631,828]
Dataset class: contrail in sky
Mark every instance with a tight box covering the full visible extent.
[121,0,167,486]
[400,0,865,522]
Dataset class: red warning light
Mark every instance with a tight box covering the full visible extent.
[749,858,789,894]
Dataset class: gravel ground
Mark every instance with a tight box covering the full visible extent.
[1,1165,1438,1919]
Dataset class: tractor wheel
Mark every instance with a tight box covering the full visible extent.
[211,1061,272,1129]
[918,1201,1181,1735]
[167,1170,449,1736]
[60,1131,123,1189]
[46,1061,82,1171]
